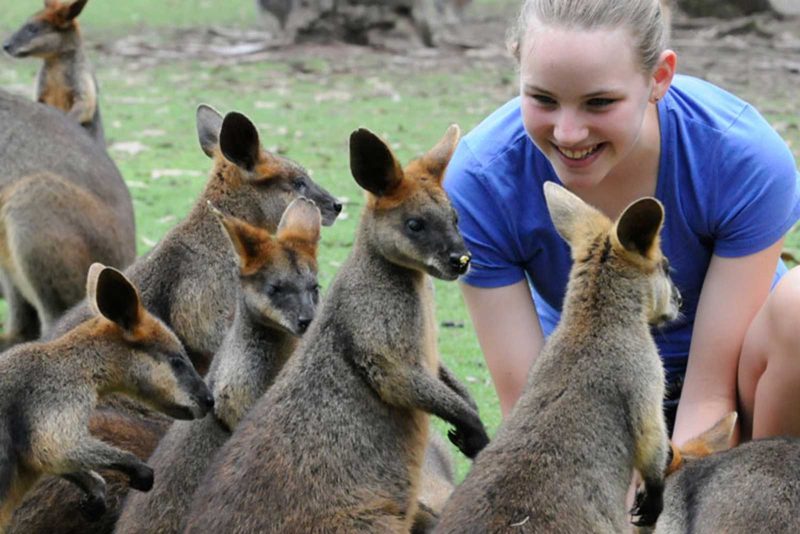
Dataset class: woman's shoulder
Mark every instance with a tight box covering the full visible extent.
[456,97,532,168]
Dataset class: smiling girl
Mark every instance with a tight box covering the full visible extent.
[445,0,800,446]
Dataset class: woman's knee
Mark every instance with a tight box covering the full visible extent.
[761,266,800,352]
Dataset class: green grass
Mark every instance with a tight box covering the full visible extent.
[1,0,799,485]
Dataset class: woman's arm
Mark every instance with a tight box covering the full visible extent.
[460,279,546,417]
[671,239,784,446]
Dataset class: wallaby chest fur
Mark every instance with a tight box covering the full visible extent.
[655,438,800,534]
[435,183,676,533]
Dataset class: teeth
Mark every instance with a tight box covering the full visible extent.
[559,145,598,160]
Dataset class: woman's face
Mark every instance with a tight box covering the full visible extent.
[519,23,655,190]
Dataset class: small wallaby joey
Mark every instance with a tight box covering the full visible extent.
[435,182,682,533]
[650,413,800,534]
[182,125,488,533]
[114,198,322,534]
[3,0,105,144]
[0,263,213,532]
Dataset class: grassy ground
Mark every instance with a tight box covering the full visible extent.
[1,0,799,483]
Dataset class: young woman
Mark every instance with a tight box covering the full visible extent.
[444,0,800,446]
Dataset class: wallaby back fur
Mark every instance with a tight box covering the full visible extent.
[0,263,213,532]
[435,182,681,533]
[649,413,800,533]
[182,125,488,533]
[18,106,338,534]
[114,198,322,534]
[0,89,135,348]
[3,0,104,145]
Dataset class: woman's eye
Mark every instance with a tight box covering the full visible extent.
[531,94,557,106]
[587,98,615,108]
[406,219,424,233]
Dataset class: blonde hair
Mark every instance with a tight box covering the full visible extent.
[507,0,672,73]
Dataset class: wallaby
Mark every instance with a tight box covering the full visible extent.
[183,125,488,533]
[412,433,458,534]
[3,0,105,145]
[434,182,682,533]
[114,198,322,534]
[10,105,339,534]
[648,413,800,533]
[0,89,135,349]
[0,263,213,533]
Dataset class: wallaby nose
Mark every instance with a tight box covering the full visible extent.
[449,252,471,274]
[2,42,12,54]
[297,317,312,333]
[333,201,343,214]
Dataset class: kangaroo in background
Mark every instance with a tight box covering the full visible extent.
[0,89,135,349]
[183,125,488,533]
[11,105,339,534]
[435,182,681,533]
[114,198,322,534]
[3,0,105,145]
[0,263,213,532]
[649,413,800,533]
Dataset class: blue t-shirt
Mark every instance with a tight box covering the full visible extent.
[445,75,800,384]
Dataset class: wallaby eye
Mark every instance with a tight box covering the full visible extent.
[267,284,282,296]
[293,178,307,192]
[406,219,425,233]
[168,356,186,371]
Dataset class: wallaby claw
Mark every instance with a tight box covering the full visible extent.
[78,493,107,522]
[448,426,489,459]
[629,487,662,527]
[128,463,154,491]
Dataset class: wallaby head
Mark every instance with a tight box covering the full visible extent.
[666,412,737,475]
[85,263,214,420]
[349,125,471,281]
[209,197,322,336]
[543,181,682,326]
[3,0,88,58]
[195,104,341,228]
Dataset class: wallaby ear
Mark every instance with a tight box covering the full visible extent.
[349,128,404,197]
[419,124,461,184]
[64,0,89,20]
[219,112,261,173]
[44,0,59,9]
[543,181,602,246]
[196,104,224,158]
[614,197,664,257]
[86,263,142,332]
[208,201,271,274]
[277,197,322,245]
[682,412,737,458]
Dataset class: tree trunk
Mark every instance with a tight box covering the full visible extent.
[256,0,472,46]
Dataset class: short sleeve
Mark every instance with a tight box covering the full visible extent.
[444,141,526,288]
[712,106,800,257]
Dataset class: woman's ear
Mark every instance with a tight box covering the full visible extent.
[650,49,677,103]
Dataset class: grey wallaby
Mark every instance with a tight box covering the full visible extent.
[183,125,489,533]
[9,105,339,534]
[434,182,682,533]
[114,198,322,534]
[412,433,458,534]
[0,89,135,349]
[3,0,105,145]
[0,263,213,533]
[649,413,800,534]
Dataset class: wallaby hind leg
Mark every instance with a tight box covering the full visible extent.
[61,470,107,522]
[0,271,40,349]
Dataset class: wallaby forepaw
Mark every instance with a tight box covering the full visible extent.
[629,487,662,527]
[448,426,489,459]
[78,493,107,522]
[128,464,154,491]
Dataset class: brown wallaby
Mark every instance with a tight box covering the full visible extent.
[648,413,800,534]
[10,105,339,534]
[114,198,322,534]
[182,125,488,533]
[0,89,135,349]
[434,182,682,533]
[0,263,213,532]
[3,0,105,145]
